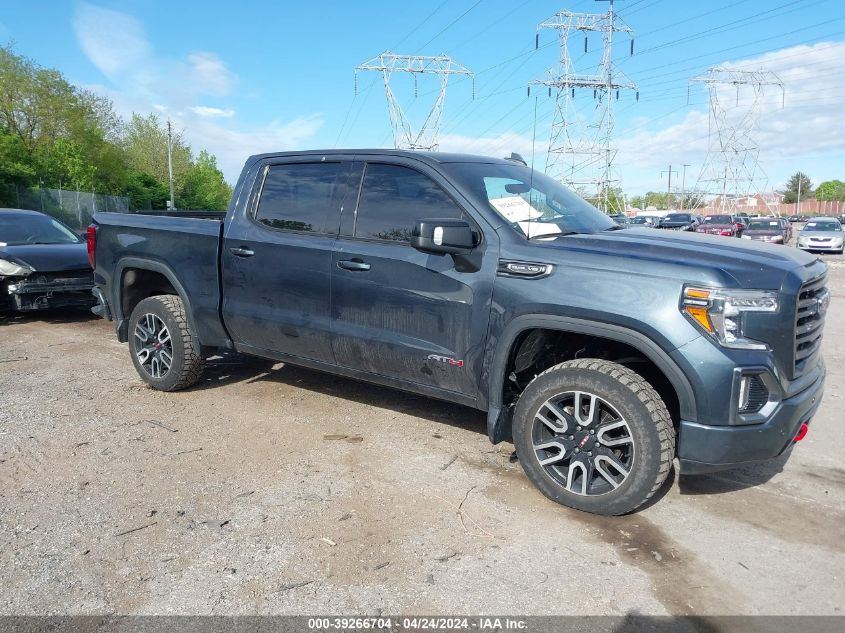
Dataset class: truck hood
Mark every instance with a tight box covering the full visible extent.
[535,228,818,289]
[0,242,90,273]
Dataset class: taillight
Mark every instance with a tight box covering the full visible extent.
[86,225,97,269]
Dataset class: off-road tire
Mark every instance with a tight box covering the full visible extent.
[513,358,675,515]
[128,294,204,391]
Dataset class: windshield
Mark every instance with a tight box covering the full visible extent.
[0,213,81,246]
[444,162,615,238]
[747,220,781,231]
[663,214,692,223]
[803,221,842,232]
[702,215,732,224]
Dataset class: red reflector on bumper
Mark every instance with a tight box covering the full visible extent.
[794,422,809,442]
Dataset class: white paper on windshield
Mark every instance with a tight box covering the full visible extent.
[490,196,542,222]
[807,223,817,228]
[490,196,563,239]
[769,221,778,226]
[0,242,6,247]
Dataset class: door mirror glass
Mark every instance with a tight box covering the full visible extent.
[411,218,475,255]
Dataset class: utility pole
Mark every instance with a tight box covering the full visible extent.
[661,165,677,209]
[680,163,691,210]
[797,174,802,217]
[530,0,637,211]
[166,119,176,210]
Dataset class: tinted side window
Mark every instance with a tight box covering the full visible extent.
[355,163,463,242]
[255,162,345,234]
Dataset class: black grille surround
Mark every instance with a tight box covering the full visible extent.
[794,274,828,376]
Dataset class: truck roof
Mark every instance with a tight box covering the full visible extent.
[246,149,518,167]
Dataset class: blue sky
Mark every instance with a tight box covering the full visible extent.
[2,0,844,195]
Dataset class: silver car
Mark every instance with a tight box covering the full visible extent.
[796,217,844,254]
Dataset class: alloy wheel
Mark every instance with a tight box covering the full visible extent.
[531,390,635,496]
[134,313,173,379]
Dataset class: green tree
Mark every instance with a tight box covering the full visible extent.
[783,172,813,204]
[586,186,625,213]
[123,113,192,196]
[815,179,845,202]
[179,150,232,210]
[125,170,169,210]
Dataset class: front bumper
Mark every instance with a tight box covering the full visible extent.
[678,364,825,474]
[798,242,843,251]
[4,275,95,311]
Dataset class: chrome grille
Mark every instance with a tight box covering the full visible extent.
[794,274,828,376]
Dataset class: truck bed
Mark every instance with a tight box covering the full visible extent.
[93,211,229,347]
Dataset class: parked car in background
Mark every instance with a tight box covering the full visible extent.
[658,212,699,231]
[629,215,660,228]
[733,216,749,235]
[608,214,629,227]
[697,214,739,237]
[797,218,844,254]
[89,148,828,516]
[0,209,95,312]
[788,215,801,223]
[742,218,791,245]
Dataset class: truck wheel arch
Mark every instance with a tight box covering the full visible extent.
[485,315,697,444]
[113,258,197,344]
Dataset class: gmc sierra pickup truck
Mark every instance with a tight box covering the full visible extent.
[89,150,828,515]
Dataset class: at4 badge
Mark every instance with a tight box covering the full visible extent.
[427,354,464,368]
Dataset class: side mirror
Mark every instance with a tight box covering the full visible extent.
[411,218,476,255]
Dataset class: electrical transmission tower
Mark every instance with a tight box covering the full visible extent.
[355,52,474,151]
[530,0,637,211]
[689,66,785,214]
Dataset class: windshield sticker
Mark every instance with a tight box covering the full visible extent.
[489,196,543,222]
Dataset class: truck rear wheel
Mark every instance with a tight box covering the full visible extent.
[128,294,204,391]
[512,359,675,516]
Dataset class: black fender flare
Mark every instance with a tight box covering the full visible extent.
[112,257,197,344]
[485,315,697,443]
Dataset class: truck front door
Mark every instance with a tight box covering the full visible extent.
[330,159,497,398]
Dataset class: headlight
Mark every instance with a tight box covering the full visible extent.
[682,287,778,350]
[0,258,33,277]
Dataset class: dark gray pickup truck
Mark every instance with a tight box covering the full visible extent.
[89,150,828,515]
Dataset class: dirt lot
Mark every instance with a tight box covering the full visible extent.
[1,252,844,617]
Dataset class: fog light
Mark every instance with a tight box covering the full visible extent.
[794,422,809,442]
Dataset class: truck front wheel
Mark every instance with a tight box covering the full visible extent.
[512,359,675,515]
[128,294,204,391]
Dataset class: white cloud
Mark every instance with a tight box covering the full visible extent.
[438,131,535,159]
[73,4,151,78]
[186,52,237,97]
[190,106,236,118]
[73,3,321,183]
[615,40,845,193]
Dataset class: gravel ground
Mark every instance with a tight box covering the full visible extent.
[1,249,844,617]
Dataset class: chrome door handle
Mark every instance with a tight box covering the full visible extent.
[230,247,255,257]
[337,260,371,271]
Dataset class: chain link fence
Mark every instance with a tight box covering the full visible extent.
[12,184,131,230]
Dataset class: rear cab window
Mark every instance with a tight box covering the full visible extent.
[254,162,349,235]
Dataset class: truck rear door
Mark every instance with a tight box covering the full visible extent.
[221,157,358,364]
[330,158,497,399]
